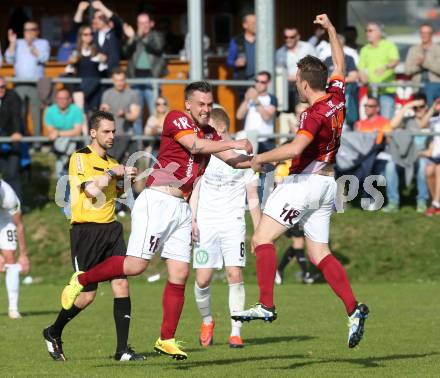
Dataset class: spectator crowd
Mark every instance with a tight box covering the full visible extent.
[1,2,440,215]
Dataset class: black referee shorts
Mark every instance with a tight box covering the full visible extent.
[285,223,304,238]
[70,221,127,292]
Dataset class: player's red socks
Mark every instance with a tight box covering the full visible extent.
[255,243,277,308]
[161,281,185,340]
[317,254,357,314]
[78,256,125,287]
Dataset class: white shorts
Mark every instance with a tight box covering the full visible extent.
[0,222,17,251]
[193,222,246,269]
[264,174,336,243]
[126,189,192,263]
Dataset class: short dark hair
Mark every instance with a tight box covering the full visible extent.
[184,81,212,100]
[296,55,328,91]
[89,111,115,130]
[111,67,126,77]
[413,92,427,103]
[257,71,271,81]
[419,23,433,31]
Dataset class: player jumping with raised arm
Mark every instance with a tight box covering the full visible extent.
[59,81,253,360]
[231,14,369,349]
[190,108,260,349]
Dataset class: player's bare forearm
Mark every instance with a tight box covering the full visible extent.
[189,178,201,220]
[225,154,253,169]
[315,14,345,78]
[328,26,345,77]
[180,135,233,155]
[256,134,311,165]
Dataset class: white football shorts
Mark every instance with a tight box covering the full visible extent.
[263,174,337,243]
[0,222,17,251]
[193,221,246,269]
[126,188,192,262]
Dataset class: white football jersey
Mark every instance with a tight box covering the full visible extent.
[197,154,257,224]
[0,180,21,225]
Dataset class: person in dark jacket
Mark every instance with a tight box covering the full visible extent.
[0,77,23,200]
[122,12,167,135]
[74,1,123,76]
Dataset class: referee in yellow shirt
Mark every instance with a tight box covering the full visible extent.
[43,111,144,361]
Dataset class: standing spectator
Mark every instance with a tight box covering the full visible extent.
[343,25,361,52]
[405,24,440,106]
[66,25,107,113]
[0,76,23,200]
[236,71,278,153]
[44,88,83,178]
[74,1,123,75]
[276,27,316,110]
[358,22,399,119]
[100,68,141,162]
[122,12,167,135]
[236,71,277,200]
[5,21,50,136]
[227,13,256,81]
[56,14,79,62]
[144,96,168,168]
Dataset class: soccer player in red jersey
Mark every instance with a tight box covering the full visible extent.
[60,81,253,359]
[232,14,369,348]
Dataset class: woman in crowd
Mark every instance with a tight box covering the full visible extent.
[66,25,107,114]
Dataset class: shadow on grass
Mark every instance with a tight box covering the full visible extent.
[275,351,440,370]
[147,351,439,371]
[246,335,315,345]
[0,310,59,317]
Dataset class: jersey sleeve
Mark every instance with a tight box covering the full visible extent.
[327,76,346,100]
[0,181,21,215]
[163,111,195,140]
[297,111,321,141]
[69,152,94,186]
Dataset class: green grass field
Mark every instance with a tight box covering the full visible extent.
[0,279,439,377]
[1,154,438,376]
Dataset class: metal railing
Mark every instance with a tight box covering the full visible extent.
[0,130,439,145]
[5,76,255,104]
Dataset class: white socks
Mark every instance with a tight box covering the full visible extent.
[5,263,21,311]
[229,282,245,337]
[194,282,213,325]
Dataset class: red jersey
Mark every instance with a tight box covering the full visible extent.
[289,75,346,174]
[146,110,222,194]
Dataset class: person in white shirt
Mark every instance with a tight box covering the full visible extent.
[236,71,278,154]
[276,28,317,109]
[190,108,261,349]
[0,180,29,319]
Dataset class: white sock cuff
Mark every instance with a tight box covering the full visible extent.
[228,281,244,288]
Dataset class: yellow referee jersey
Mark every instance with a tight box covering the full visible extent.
[69,145,119,224]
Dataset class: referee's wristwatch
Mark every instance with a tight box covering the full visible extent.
[105,169,117,179]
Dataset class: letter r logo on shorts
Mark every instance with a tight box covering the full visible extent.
[280,203,300,226]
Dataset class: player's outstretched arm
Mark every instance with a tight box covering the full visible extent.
[314,14,345,78]
[251,134,312,171]
[215,149,253,169]
[178,133,253,155]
